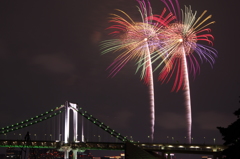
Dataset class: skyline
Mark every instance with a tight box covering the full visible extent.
[0,0,239,158]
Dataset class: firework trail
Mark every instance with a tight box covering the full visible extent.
[100,0,174,141]
[154,1,217,143]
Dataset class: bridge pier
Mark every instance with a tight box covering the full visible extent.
[64,149,71,159]
[72,149,78,159]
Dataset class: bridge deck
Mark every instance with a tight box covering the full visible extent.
[0,140,226,155]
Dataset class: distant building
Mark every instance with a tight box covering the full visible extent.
[28,149,93,159]
[92,154,124,159]
[101,156,122,159]
[6,148,21,159]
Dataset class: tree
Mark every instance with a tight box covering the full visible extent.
[217,107,240,159]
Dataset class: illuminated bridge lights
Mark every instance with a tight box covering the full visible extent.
[0,140,226,153]
[0,109,63,135]
[76,107,129,143]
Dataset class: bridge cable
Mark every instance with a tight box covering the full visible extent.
[0,107,64,135]
[76,107,130,142]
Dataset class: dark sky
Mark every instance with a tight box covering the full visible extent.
[0,0,239,158]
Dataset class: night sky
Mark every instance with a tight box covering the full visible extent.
[0,0,239,158]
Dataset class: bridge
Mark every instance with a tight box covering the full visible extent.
[0,101,225,159]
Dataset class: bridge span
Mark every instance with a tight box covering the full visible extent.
[0,101,226,159]
[0,140,225,158]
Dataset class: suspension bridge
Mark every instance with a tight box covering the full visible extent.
[0,101,225,159]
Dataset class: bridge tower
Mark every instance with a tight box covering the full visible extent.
[61,101,82,159]
[64,101,79,144]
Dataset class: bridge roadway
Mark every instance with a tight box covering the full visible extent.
[0,139,226,156]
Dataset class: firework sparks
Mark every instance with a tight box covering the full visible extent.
[154,1,217,143]
[100,0,174,141]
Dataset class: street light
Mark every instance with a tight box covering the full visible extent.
[98,135,101,142]
[130,136,133,142]
[147,136,150,143]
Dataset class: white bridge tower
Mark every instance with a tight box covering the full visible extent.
[59,101,84,159]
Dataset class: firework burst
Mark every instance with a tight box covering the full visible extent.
[100,0,174,141]
[154,1,217,143]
